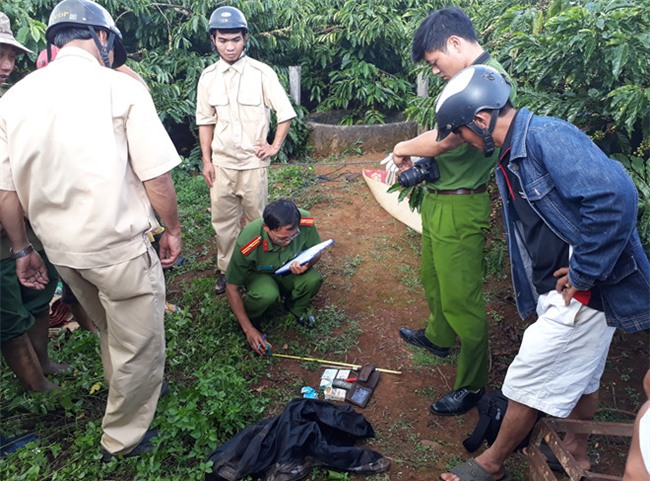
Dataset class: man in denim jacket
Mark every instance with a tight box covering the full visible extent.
[434,65,650,481]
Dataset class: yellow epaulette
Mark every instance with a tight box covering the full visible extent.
[299,217,314,227]
[240,236,262,256]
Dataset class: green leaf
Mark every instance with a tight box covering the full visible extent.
[397,186,410,203]
[610,43,629,79]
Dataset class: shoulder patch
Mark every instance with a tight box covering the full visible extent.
[300,217,314,227]
[240,236,262,256]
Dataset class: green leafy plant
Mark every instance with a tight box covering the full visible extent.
[481,0,649,155]
[386,183,426,213]
[614,155,650,253]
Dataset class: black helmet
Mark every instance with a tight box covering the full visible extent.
[208,6,248,34]
[435,65,511,155]
[46,0,126,68]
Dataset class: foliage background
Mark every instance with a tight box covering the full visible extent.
[4,0,648,246]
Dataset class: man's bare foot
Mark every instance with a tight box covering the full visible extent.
[562,439,591,471]
[42,361,70,375]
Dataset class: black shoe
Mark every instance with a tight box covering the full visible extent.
[430,388,485,416]
[101,430,157,462]
[214,273,226,295]
[295,314,316,328]
[399,328,450,357]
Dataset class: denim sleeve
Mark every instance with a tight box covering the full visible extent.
[526,120,638,290]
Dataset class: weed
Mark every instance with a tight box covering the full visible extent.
[594,407,636,423]
[508,458,530,481]
[171,169,213,253]
[365,475,390,481]
[443,454,468,471]
[483,238,508,280]
[302,305,361,356]
[411,349,456,368]
[624,386,641,405]
[414,385,438,399]
[341,255,363,279]
[488,309,504,324]
[322,142,365,162]
[397,264,420,289]
[268,164,318,201]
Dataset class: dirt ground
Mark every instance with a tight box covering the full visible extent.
[192,154,649,480]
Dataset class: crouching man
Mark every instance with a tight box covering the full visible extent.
[225,199,324,354]
[434,65,650,481]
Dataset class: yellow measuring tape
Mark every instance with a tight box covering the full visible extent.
[271,353,402,375]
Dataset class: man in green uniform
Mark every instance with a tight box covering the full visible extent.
[225,199,323,354]
[388,8,515,416]
[0,12,66,392]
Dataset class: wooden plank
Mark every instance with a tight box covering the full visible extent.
[528,443,559,481]
[527,418,632,481]
[543,418,633,437]
[542,425,585,480]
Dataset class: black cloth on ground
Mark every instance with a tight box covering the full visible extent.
[206,398,390,481]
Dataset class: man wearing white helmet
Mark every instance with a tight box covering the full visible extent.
[196,6,296,296]
[436,64,650,481]
[0,0,182,461]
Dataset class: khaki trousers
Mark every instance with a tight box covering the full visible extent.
[210,165,268,273]
[56,243,165,455]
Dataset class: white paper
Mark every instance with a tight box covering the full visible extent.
[274,239,334,275]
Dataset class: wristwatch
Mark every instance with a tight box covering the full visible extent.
[9,243,34,259]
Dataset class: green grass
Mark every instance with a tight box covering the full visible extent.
[341,255,363,279]
[397,264,421,289]
[320,141,365,162]
[410,349,457,368]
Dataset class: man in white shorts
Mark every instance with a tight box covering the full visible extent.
[433,65,650,481]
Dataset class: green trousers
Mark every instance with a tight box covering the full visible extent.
[420,191,490,391]
[1,251,58,344]
[244,268,323,320]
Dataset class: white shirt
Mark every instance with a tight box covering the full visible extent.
[0,47,181,268]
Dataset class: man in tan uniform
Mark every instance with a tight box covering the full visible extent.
[0,0,182,461]
[196,6,296,295]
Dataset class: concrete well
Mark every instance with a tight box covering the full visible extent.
[306,110,418,158]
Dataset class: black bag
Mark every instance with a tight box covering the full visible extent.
[463,389,539,453]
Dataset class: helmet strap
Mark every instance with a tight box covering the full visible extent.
[88,26,114,68]
[467,109,499,157]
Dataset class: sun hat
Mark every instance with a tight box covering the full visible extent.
[0,12,32,54]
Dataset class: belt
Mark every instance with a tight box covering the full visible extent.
[426,184,487,195]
